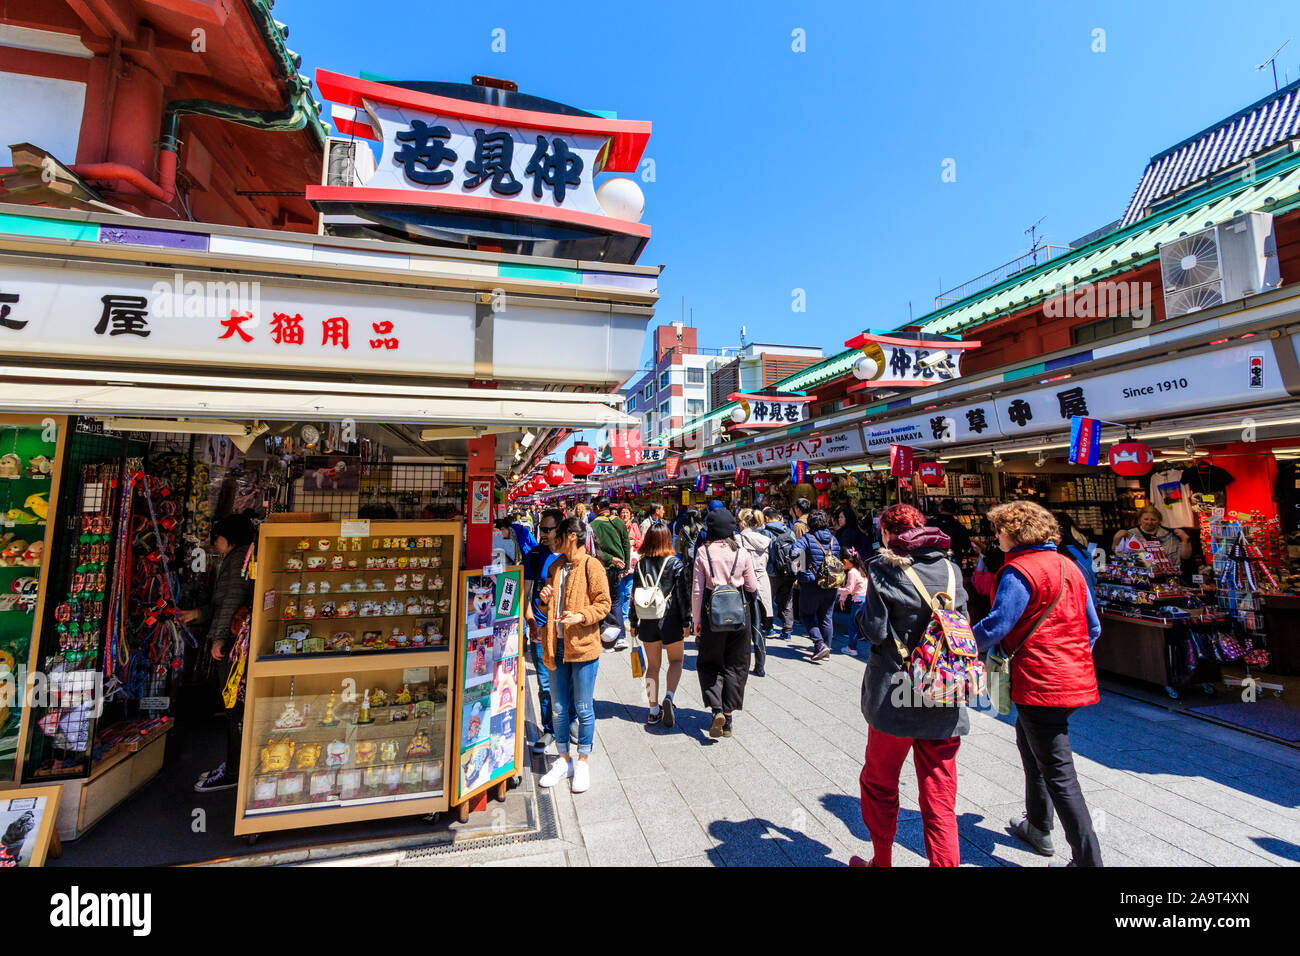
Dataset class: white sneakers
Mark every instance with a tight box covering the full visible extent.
[538,755,591,793]
[539,756,573,788]
[571,759,590,793]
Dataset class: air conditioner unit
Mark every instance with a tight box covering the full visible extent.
[322,137,376,187]
[1159,211,1281,318]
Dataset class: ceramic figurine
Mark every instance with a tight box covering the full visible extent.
[307,556,326,570]
[320,601,337,619]
[370,687,388,708]
[302,599,317,620]
[259,739,296,773]
[355,741,378,766]
[379,739,399,763]
[319,581,331,594]
[404,598,420,616]
[317,539,332,551]
[406,729,432,757]
[25,455,53,477]
[329,632,353,653]
[341,600,358,618]
[282,599,299,620]
[325,741,348,767]
[289,581,302,594]
[357,691,373,724]
[395,684,412,705]
[385,556,398,569]
[285,556,304,572]
[397,556,409,569]
[319,691,340,726]
[393,574,407,591]
[297,538,311,551]
[306,581,317,594]
[273,699,308,731]
[410,573,425,591]
[331,553,344,570]
[296,744,322,769]
[371,578,385,591]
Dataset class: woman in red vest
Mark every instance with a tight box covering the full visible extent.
[973,501,1103,867]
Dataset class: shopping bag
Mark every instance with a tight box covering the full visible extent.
[986,644,1013,716]
[629,633,647,679]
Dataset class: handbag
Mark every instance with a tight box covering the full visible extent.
[986,556,1065,716]
[629,630,647,679]
[703,545,747,633]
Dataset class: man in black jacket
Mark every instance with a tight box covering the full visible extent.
[763,507,798,640]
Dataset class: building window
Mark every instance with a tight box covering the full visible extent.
[658,369,670,390]
[1071,313,1139,345]
[627,395,637,412]
[686,367,705,385]
[686,398,705,417]
[644,383,653,400]
[659,400,670,417]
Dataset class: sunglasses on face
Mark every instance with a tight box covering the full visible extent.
[539,526,557,534]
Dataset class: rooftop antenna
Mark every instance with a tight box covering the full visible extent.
[1025,216,1047,264]
[1256,39,1290,91]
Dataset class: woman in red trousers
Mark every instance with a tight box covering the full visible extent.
[851,504,970,867]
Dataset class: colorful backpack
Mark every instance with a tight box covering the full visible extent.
[899,562,985,706]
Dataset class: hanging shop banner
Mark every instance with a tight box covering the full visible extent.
[702,454,736,476]
[1068,416,1103,465]
[734,427,866,469]
[727,393,814,429]
[844,331,981,389]
[663,454,682,480]
[889,444,915,478]
[608,427,643,467]
[454,566,524,804]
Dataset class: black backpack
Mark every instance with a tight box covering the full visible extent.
[768,529,798,579]
[703,545,748,633]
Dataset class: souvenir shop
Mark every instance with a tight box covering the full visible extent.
[858,333,1300,744]
[0,203,650,864]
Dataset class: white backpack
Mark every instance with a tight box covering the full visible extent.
[632,558,672,621]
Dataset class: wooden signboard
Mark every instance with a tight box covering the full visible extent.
[0,785,62,866]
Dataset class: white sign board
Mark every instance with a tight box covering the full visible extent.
[734,427,865,468]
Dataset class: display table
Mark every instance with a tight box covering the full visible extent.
[1093,613,1171,685]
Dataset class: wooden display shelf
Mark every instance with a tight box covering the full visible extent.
[235,520,461,837]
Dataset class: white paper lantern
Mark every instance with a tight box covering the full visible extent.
[731,406,748,424]
[595,177,645,222]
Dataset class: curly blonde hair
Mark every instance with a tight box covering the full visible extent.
[987,500,1060,548]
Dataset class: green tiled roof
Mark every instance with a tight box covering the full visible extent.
[915,151,1300,337]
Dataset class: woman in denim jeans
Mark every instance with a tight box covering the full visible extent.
[537,516,612,794]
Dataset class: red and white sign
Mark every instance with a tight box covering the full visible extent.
[734,428,866,468]
[844,332,980,391]
[663,454,682,480]
[889,443,915,478]
[608,427,642,467]
[727,393,815,430]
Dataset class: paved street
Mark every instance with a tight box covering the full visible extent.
[437,626,1300,868]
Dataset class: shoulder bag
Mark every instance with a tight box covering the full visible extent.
[986,556,1065,715]
[704,545,747,633]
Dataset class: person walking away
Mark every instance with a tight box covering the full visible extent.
[762,507,798,642]
[537,516,612,793]
[837,549,869,656]
[185,514,257,792]
[974,501,1103,867]
[737,508,774,676]
[851,504,969,867]
[590,498,631,650]
[794,510,842,662]
[629,526,688,727]
[931,499,972,562]
[691,509,758,738]
[523,509,564,752]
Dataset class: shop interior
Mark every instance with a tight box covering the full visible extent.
[1,413,527,865]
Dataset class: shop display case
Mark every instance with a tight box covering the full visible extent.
[235,520,460,835]
[0,416,67,788]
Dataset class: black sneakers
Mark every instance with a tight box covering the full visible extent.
[194,762,237,793]
[1009,817,1055,856]
[661,696,675,728]
[709,712,726,738]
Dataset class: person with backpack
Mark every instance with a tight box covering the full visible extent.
[628,525,688,727]
[590,498,631,651]
[763,507,798,642]
[851,504,970,867]
[691,508,758,738]
[737,508,774,677]
[974,502,1103,867]
[793,510,843,663]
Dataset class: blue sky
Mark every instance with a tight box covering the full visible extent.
[279,0,1299,371]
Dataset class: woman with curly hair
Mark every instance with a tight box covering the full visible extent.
[974,500,1103,867]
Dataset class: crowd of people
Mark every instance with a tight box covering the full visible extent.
[508,493,1105,867]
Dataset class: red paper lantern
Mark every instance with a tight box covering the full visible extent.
[544,461,568,486]
[918,461,946,486]
[1109,441,1153,476]
[753,477,771,494]
[530,475,546,494]
[566,441,597,477]
[811,472,832,491]
[710,482,726,497]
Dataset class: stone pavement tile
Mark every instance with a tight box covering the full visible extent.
[603,738,667,781]
[664,854,718,867]
[1105,774,1260,833]
[948,766,1023,810]
[649,741,740,809]
[1157,779,1300,842]
[792,787,870,855]
[580,818,657,867]
[709,830,791,867]
[621,771,715,863]
[1122,835,1214,867]
[1085,788,1278,866]
[800,747,865,794]
[1206,824,1300,866]
[954,797,1063,867]
[472,850,571,867]
[733,724,836,793]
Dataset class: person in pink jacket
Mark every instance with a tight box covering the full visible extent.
[691,509,758,738]
[837,550,869,656]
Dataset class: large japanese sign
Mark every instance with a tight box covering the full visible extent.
[728,393,813,429]
[865,341,1288,450]
[0,260,481,376]
[310,71,651,241]
[735,427,865,469]
[845,331,980,390]
[701,454,736,476]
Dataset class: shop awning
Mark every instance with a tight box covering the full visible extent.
[0,380,636,430]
